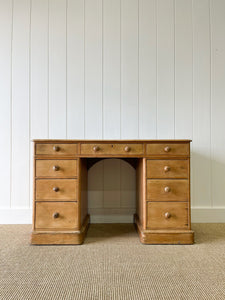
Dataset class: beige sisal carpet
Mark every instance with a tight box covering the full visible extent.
[0,223,225,300]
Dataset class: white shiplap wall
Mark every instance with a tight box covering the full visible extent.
[0,0,225,223]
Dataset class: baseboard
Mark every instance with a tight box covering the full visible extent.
[0,208,32,224]
[191,207,225,223]
[0,208,225,224]
[90,215,133,223]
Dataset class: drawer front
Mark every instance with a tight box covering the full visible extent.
[36,179,77,200]
[147,179,189,201]
[35,201,78,229]
[80,143,143,155]
[147,202,188,229]
[36,160,77,178]
[36,143,78,155]
[146,143,189,156]
[147,160,189,179]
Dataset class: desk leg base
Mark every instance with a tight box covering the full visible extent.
[31,215,90,245]
[134,214,194,245]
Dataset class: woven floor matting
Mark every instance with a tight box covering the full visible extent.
[0,223,225,300]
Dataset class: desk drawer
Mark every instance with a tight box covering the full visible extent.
[147,160,189,179]
[147,179,189,201]
[36,160,77,178]
[36,143,78,156]
[36,179,77,200]
[35,201,78,229]
[80,143,143,155]
[147,202,188,229]
[146,143,189,156]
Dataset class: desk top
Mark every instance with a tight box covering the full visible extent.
[33,139,191,143]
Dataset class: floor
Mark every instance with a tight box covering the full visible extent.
[0,223,225,300]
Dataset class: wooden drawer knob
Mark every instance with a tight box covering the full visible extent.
[53,186,59,192]
[164,146,171,152]
[124,146,131,152]
[53,212,59,219]
[164,166,170,172]
[53,146,60,152]
[164,212,171,219]
[164,186,171,193]
[93,146,100,152]
[52,165,60,171]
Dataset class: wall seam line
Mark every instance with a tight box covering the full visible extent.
[66,0,68,139]
[10,0,14,209]
[209,0,213,208]
[29,0,32,208]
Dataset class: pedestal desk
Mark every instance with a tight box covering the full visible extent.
[31,140,194,245]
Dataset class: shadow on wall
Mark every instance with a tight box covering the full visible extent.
[87,158,136,222]
[191,150,210,208]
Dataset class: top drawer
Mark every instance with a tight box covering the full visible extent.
[146,143,189,156]
[80,143,143,155]
[36,143,78,156]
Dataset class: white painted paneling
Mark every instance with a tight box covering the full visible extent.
[85,0,103,139]
[139,0,157,139]
[88,159,136,218]
[49,0,67,138]
[30,0,48,139]
[157,0,175,139]
[0,0,225,222]
[192,0,211,207]
[121,0,139,139]
[103,159,121,208]
[67,0,85,139]
[211,0,225,207]
[0,0,12,208]
[175,0,193,139]
[103,0,120,139]
[11,0,30,208]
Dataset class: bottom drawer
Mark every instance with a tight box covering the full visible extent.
[147,202,188,230]
[35,202,78,230]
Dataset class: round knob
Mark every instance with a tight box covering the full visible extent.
[52,165,60,171]
[53,186,59,192]
[93,146,100,152]
[53,212,59,219]
[164,212,171,219]
[53,146,60,152]
[124,146,131,152]
[164,186,171,193]
[164,146,171,152]
[164,166,170,172]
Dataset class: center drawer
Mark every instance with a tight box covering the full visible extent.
[36,179,78,200]
[80,143,143,155]
[36,160,77,178]
[35,201,78,229]
[147,160,189,179]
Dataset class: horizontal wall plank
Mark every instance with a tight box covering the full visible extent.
[103,0,120,139]
[0,0,12,208]
[67,0,85,139]
[192,0,211,207]
[30,0,48,139]
[49,0,67,138]
[85,0,103,139]
[121,0,139,139]
[157,0,175,139]
[139,0,157,139]
[211,0,225,207]
[11,0,30,208]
